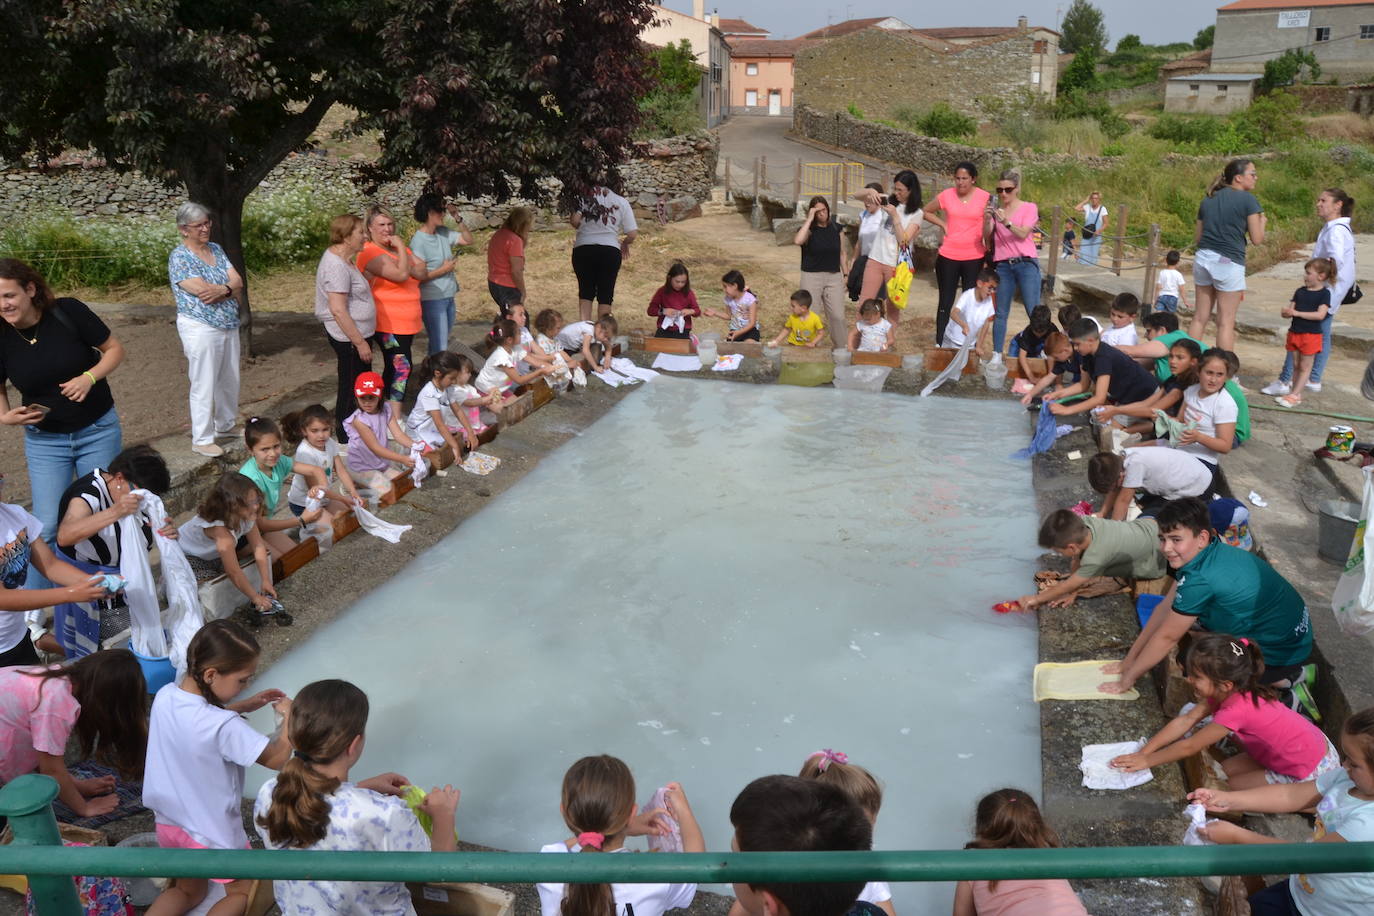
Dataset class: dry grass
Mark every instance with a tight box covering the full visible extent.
[83,214,944,352]
[1305,112,1374,144]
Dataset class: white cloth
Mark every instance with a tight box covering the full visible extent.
[143,683,270,848]
[119,491,168,658]
[1080,739,1153,790]
[659,314,685,332]
[651,353,702,372]
[593,369,636,387]
[255,780,431,916]
[1100,324,1138,348]
[148,492,202,683]
[1123,447,1213,500]
[536,843,695,916]
[1182,802,1218,846]
[1178,383,1239,464]
[644,787,683,854]
[409,440,429,489]
[921,330,976,398]
[944,288,995,348]
[1157,268,1186,298]
[0,504,44,653]
[859,882,892,905]
[352,505,411,544]
[176,315,240,446]
[1314,216,1358,315]
[288,440,339,507]
[711,354,744,372]
[574,188,638,249]
[176,516,253,561]
[611,357,659,381]
[476,346,516,393]
[855,318,892,352]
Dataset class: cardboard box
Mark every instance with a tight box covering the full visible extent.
[409,882,515,916]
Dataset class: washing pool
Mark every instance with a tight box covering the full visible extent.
[246,376,1043,913]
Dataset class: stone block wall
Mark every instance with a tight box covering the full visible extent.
[793,106,1012,175]
[794,28,1041,122]
[0,132,719,228]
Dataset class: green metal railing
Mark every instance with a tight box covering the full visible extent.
[7,775,1374,916]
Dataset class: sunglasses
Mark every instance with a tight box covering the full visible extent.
[996,187,1016,193]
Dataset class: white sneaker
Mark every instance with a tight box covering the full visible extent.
[1260,380,1291,396]
[571,367,588,389]
[990,352,1004,365]
[1306,381,1323,392]
[191,442,225,458]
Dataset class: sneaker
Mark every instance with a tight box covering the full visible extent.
[1275,394,1303,408]
[191,442,225,458]
[990,352,1004,365]
[1260,380,1291,396]
[1306,381,1323,392]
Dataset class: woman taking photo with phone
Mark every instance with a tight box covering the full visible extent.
[0,258,125,603]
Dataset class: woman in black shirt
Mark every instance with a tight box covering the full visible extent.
[793,195,850,349]
[0,259,125,595]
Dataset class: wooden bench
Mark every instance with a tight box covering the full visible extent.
[641,336,694,355]
[851,351,902,368]
[924,347,981,376]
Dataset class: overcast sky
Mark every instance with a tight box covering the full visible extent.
[662,0,1218,47]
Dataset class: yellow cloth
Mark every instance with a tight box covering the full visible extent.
[785,311,825,345]
[1033,660,1139,701]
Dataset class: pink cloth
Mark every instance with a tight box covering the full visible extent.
[992,202,1039,261]
[970,878,1089,916]
[0,666,80,784]
[936,187,991,261]
[1210,692,1330,779]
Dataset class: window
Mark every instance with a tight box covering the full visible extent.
[1362,24,1374,39]
[1033,40,1047,53]
[1315,26,1332,42]
[745,89,758,106]
[1189,83,1200,95]
[1217,84,1228,94]
[746,62,758,75]
[1032,70,1041,84]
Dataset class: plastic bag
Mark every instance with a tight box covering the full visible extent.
[887,249,914,310]
[832,365,891,392]
[1181,802,1216,846]
[401,784,459,845]
[1332,466,1374,635]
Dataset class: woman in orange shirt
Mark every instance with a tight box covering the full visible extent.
[923,161,991,347]
[487,207,533,317]
[357,206,426,406]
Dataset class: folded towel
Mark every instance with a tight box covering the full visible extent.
[651,353,703,372]
[1033,661,1139,701]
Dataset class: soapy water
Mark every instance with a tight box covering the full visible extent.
[246,378,1042,913]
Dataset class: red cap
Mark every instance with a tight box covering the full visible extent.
[354,371,384,397]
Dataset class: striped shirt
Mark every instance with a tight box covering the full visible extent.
[56,471,152,568]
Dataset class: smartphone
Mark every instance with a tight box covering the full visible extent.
[25,404,51,416]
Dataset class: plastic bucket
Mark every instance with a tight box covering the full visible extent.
[1136,593,1165,629]
[832,348,852,366]
[984,361,1008,391]
[1318,500,1361,563]
[697,342,718,368]
[901,354,924,372]
[763,345,782,369]
[115,833,162,906]
[129,641,176,694]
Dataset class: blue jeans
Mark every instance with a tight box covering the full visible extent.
[1279,313,1333,384]
[23,407,123,588]
[1154,295,1178,313]
[421,297,456,355]
[993,259,1042,353]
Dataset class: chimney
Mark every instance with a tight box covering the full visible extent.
[693,0,704,20]
[1017,15,1028,28]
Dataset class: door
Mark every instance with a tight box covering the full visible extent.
[768,90,781,116]
[744,89,758,108]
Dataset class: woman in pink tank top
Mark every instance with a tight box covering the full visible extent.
[924,161,991,347]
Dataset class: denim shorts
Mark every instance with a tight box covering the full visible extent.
[1154,295,1178,313]
[1193,249,1246,293]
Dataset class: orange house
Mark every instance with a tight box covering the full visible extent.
[728,39,812,116]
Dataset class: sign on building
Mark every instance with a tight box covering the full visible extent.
[1277,10,1311,28]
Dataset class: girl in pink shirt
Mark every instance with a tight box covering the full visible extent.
[0,650,147,818]
[954,789,1088,916]
[924,161,991,348]
[1110,633,1338,788]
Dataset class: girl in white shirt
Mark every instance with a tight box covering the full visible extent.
[281,404,362,538]
[176,473,279,618]
[406,352,490,456]
[538,755,705,916]
[255,679,459,916]
[143,619,292,916]
[478,319,553,396]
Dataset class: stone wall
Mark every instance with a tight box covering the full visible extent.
[793,105,1012,175]
[794,28,1043,122]
[0,132,718,228]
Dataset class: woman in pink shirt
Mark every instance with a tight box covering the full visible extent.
[924,161,991,346]
[984,170,1042,356]
[487,207,533,317]
[0,650,147,817]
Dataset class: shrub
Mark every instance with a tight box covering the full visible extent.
[636,89,704,140]
[978,88,1051,150]
[847,102,865,119]
[917,102,977,140]
[1101,143,1125,156]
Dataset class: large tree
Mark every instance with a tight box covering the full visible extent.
[1059,0,1108,56]
[0,0,657,349]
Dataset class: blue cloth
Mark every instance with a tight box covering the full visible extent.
[54,556,119,659]
[1011,401,1057,460]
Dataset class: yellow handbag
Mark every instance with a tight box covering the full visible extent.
[886,248,914,310]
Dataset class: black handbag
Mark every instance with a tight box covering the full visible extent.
[847,255,868,301]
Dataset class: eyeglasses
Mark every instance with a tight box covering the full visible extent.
[996,187,1016,193]
[184,220,212,231]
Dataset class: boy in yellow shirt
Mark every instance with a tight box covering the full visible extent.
[769,290,825,347]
